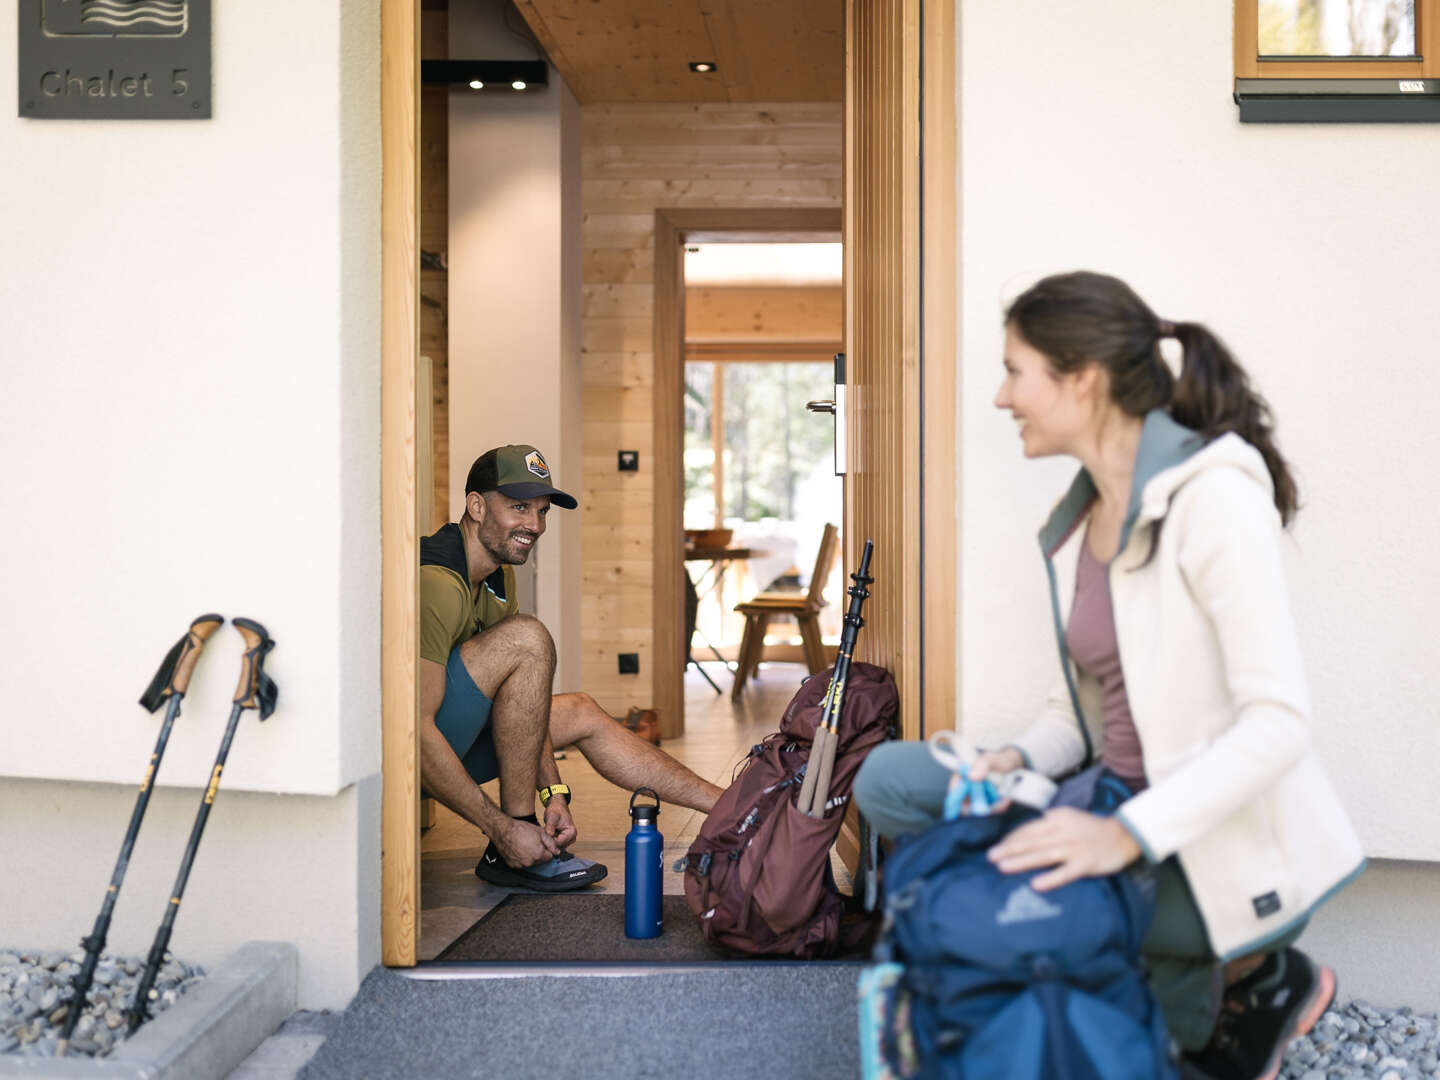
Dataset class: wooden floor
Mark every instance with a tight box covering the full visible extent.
[417,662,811,961]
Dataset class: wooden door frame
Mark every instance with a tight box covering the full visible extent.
[380,0,420,967]
[379,0,957,965]
[919,0,958,738]
[653,208,844,739]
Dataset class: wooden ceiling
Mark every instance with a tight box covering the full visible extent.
[511,0,843,104]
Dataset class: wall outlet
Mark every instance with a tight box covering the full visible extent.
[618,652,640,675]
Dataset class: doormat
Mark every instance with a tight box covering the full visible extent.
[433,894,871,963]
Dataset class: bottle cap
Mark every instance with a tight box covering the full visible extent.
[629,787,660,822]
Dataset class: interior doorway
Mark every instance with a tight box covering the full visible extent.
[649,209,843,741]
[679,238,846,704]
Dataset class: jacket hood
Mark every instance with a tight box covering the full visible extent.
[1038,410,1273,558]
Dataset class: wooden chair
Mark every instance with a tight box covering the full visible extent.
[730,523,840,700]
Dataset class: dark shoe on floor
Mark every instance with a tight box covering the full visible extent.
[625,706,661,745]
[1181,948,1336,1080]
[473,846,608,892]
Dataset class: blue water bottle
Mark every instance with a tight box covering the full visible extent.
[625,787,663,939]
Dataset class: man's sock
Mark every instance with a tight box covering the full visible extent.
[482,813,541,868]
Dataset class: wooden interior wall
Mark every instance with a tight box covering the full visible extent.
[420,8,448,531]
[845,0,923,738]
[685,285,842,343]
[580,104,842,726]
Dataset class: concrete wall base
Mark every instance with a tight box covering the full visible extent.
[0,942,296,1080]
[0,777,380,1010]
[1296,858,1440,1012]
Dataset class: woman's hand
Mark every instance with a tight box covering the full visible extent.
[986,807,1142,892]
[967,746,1025,781]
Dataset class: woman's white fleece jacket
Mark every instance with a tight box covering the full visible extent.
[1011,410,1365,960]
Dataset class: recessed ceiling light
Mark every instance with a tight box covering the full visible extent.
[468,79,484,90]
[511,80,527,90]
[688,62,717,73]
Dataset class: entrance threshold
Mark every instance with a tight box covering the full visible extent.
[400,959,856,980]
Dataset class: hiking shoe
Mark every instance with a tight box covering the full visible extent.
[1181,948,1336,1080]
[473,846,608,892]
[624,707,662,745]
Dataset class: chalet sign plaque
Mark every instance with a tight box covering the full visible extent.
[18,0,210,119]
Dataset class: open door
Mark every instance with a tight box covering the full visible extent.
[843,0,957,740]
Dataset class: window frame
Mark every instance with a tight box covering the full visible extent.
[1234,0,1440,120]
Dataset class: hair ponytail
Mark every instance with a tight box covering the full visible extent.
[1005,271,1299,526]
[1168,322,1298,525]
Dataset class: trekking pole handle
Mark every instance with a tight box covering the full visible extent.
[170,615,224,696]
[231,618,278,718]
[139,614,224,713]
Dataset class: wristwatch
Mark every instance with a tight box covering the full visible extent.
[538,783,572,806]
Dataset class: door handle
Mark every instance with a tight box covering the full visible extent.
[806,399,836,415]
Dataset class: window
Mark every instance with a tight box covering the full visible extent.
[1234,0,1440,120]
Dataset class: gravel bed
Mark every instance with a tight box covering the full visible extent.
[1282,1001,1440,1080]
[0,948,203,1059]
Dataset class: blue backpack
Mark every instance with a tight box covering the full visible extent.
[859,800,1177,1079]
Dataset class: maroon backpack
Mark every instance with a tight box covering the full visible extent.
[680,661,898,957]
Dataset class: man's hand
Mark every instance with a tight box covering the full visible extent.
[986,807,1141,892]
[491,817,560,867]
[543,798,578,850]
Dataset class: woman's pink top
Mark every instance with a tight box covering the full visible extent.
[1065,533,1148,791]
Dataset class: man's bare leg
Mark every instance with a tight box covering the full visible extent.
[455,617,608,889]
[549,693,723,813]
[458,614,556,818]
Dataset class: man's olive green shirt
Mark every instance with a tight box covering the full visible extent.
[419,523,518,665]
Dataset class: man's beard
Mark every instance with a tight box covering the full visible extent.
[483,529,535,565]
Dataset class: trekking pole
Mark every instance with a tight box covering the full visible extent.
[797,539,873,817]
[126,618,277,1033]
[55,614,224,1056]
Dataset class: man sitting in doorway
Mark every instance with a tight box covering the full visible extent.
[421,443,723,891]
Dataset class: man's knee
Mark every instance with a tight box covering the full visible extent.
[555,690,598,710]
[498,613,556,663]
[551,692,606,735]
[462,613,556,669]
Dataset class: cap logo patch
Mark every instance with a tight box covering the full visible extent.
[525,450,550,479]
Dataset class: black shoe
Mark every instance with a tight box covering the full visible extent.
[1181,948,1336,1080]
[473,845,608,892]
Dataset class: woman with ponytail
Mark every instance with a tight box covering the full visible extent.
[855,271,1364,1079]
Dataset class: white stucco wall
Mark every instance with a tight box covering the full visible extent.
[447,1,584,691]
[0,0,382,1006]
[955,1,1440,864]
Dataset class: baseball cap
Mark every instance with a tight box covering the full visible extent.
[465,444,578,510]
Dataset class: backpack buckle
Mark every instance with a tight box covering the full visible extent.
[697,852,712,876]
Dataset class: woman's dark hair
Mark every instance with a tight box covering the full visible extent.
[1005,271,1298,525]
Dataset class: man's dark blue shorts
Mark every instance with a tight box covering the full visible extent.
[434,646,500,784]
